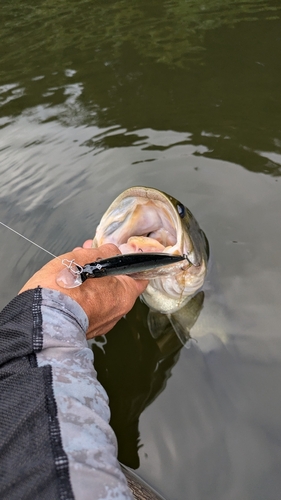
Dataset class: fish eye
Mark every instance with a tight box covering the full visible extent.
[177,203,185,218]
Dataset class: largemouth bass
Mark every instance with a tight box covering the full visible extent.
[93,186,209,345]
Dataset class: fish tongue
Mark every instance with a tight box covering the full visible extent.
[119,236,165,254]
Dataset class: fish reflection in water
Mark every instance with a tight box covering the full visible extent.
[90,294,204,469]
[92,186,209,347]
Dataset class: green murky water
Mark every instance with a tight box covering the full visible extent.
[1,2,281,499]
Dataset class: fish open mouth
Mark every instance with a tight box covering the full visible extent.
[94,189,184,257]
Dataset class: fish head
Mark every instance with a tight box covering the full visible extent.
[93,186,209,314]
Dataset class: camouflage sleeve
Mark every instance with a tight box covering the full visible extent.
[0,287,133,500]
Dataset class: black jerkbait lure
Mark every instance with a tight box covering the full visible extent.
[80,253,189,282]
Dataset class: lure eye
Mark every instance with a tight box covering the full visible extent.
[177,203,185,218]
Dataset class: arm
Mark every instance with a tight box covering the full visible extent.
[0,244,147,500]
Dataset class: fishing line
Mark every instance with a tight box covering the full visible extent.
[0,221,59,259]
[0,221,84,288]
